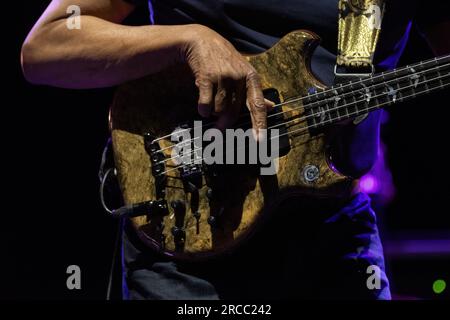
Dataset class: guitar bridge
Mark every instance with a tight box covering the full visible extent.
[144,133,167,199]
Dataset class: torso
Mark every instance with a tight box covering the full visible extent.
[140,0,422,177]
[149,0,420,83]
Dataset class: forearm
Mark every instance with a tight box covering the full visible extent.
[21,16,192,88]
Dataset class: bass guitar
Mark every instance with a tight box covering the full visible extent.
[109,30,449,260]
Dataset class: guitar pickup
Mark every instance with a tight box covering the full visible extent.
[179,164,203,191]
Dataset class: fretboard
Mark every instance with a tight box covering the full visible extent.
[304,55,450,129]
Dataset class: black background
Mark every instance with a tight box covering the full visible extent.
[3,1,449,300]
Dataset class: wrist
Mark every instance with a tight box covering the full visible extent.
[174,24,215,62]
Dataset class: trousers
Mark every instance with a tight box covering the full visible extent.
[122,192,391,300]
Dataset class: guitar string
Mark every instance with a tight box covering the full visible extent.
[245,64,450,133]
[160,79,450,178]
[254,61,450,125]
[272,79,449,140]
[268,67,450,131]
[158,70,450,167]
[155,67,449,166]
[151,55,449,143]
[159,73,449,171]
[150,55,449,143]
[154,61,450,156]
[156,75,449,177]
[154,62,450,158]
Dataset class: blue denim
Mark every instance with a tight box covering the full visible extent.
[122,192,390,300]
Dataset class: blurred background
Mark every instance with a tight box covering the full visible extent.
[3,1,449,300]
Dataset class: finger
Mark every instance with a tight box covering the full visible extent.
[196,78,214,117]
[264,98,275,111]
[216,78,245,130]
[248,99,275,140]
[214,77,232,114]
[246,71,267,138]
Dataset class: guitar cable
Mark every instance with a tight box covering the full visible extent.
[106,215,123,301]
[99,139,168,299]
[99,139,123,300]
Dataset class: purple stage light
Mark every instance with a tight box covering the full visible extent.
[359,139,396,204]
[360,174,379,193]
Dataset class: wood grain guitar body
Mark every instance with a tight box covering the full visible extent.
[110,30,354,260]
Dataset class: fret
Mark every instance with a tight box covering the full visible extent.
[325,89,335,125]
[382,72,396,108]
[442,67,450,87]
[398,83,408,104]
[308,55,450,130]
[377,55,448,87]
[340,85,346,120]
[435,57,445,89]
[305,92,318,129]
[405,67,418,100]
[344,81,356,117]
[346,81,356,120]
[311,91,320,127]
[403,77,449,104]
[424,68,444,91]
[327,90,335,123]
[393,69,403,103]
[334,84,346,121]
[428,57,442,90]
[342,83,350,119]
[365,75,377,112]
[315,89,329,128]
[357,79,368,116]
[406,65,418,99]
[382,71,393,104]
[421,61,431,93]
[364,77,372,115]
[310,111,318,129]
[328,88,339,122]
[371,75,381,108]
[379,72,389,107]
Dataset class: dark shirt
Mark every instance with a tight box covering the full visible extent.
[124,0,445,176]
[119,0,446,300]
[126,0,444,71]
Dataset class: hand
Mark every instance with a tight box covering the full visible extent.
[180,24,273,136]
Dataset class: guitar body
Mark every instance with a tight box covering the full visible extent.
[110,30,354,260]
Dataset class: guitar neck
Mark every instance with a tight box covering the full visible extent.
[305,54,450,128]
